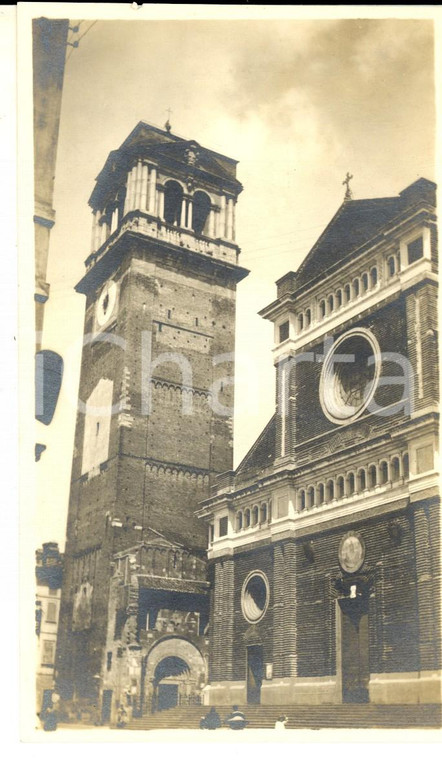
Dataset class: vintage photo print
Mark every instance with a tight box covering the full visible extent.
[18,2,441,743]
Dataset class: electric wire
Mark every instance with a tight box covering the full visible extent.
[66,20,98,62]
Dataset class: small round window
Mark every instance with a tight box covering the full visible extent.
[319,328,381,425]
[241,572,269,624]
[96,280,117,326]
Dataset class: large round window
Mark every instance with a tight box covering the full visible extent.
[241,572,269,624]
[320,328,381,425]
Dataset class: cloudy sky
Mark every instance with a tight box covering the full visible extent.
[34,8,435,549]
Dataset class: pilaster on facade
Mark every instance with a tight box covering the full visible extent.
[413,503,440,672]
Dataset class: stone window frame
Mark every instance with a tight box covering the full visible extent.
[241,570,270,625]
[46,601,57,624]
[319,327,382,426]
[41,639,55,666]
[399,226,431,271]
[218,516,228,537]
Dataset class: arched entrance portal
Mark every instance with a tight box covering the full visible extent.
[154,656,189,712]
[144,637,207,714]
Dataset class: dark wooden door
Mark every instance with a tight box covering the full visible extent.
[246,645,263,704]
[101,690,113,724]
[340,598,370,703]
[157,683,179,711]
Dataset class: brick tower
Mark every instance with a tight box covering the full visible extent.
[56,122,248,717]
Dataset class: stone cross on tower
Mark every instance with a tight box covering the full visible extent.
[342,172,353,202]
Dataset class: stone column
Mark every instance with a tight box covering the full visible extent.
[208,208,215,238]
[110,207,118,235]
[148,166,157,214]
[130,163,137,212]
[99,219,105,248]
[123,166,135,214]
[134,160,142,210]
[100,219,110,247]
[140,163,148,211]
[157,185,165,220]
[187,198,193,230]
[91,210,99,252]
[231,200,236,241]
[226,197,234,239]
[94,212,102,251]
[219,196,226,239]
[180,197,187,228]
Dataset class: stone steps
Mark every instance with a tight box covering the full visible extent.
[128,703,441,731]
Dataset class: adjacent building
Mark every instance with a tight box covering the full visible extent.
[33,18,68,454]
[198,178,440,706]
[55,121,248,722]
[33,17,69,345]
[35,542,64,712]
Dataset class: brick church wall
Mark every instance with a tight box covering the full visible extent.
[231,546,274,682]
[295,506,420,678]
[294,299,408,447]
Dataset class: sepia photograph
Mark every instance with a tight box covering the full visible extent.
[19,2,441,741]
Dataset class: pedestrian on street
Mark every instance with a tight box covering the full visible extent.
[116,705,128,728]
[42,705,58,732]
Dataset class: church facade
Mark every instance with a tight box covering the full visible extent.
[55,121,248,722]
[55,116,439,721]
[198,178,440,706]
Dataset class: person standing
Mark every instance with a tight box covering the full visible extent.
[116,705,128,729]
[42,705,58,731]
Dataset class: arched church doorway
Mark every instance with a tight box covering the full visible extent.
[143,637,207,714]
[154,656,189,712]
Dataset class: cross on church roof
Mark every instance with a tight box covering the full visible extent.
[343,172,353,202]
[165,107,172,133]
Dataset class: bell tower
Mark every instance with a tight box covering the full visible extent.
[56,122,248,704]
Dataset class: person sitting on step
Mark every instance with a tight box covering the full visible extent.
[225,705,248,730]
[274,715,288,730]
[200,706,222,730]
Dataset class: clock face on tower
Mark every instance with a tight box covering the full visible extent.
[95,280,118,327]
[319,328,381,425]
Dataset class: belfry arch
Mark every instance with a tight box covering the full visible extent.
[192,190,211,236]
[164,180,183,226]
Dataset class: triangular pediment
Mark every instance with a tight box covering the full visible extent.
[235,414,276,483]
[296,196,403,288]
[142,526,186,550]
